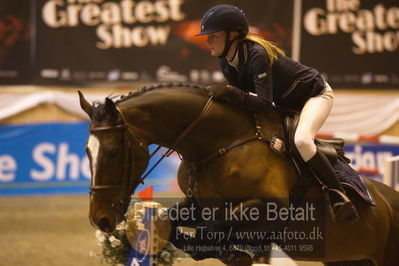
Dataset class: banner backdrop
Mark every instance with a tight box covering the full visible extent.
[0,122,91,195]
[345,143,399,182]
[2,0,398,88]
[300,0,399,88]
[0,122,180,195]
[34,0,293,84]
[0,0,32,84]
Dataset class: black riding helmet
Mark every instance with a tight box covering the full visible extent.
[195,5,249,58]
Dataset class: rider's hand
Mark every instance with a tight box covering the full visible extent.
[206,84,236,99]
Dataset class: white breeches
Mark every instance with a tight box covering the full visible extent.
[294,83,334,162]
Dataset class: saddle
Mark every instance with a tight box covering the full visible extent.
[266,112,375,206]
[283,114,350,171]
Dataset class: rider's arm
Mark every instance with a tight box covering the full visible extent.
[224,87,273,113]
[223,49,274,113]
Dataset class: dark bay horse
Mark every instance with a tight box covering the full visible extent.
[79,83,399,266]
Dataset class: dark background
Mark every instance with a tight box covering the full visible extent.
[1,0,398,88]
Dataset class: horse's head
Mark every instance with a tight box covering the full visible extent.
[78,91,149,232]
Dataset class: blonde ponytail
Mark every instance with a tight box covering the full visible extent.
[245,35,285,66]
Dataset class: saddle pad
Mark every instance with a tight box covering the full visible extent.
[334,159,376,206]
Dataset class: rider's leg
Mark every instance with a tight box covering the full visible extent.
[294,83,359,223]
[307,150,359,223]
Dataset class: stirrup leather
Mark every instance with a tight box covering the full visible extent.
[323,188,359,223]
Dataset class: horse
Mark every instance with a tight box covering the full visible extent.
[79,83,399,266]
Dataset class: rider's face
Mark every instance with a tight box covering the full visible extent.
[206,31,226,57]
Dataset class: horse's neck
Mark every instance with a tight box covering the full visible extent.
[118,88,259,161]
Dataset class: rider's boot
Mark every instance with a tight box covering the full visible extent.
[307,150,359,224]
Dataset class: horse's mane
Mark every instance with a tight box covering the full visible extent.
[115,82,208,105]
[90,83,209,122]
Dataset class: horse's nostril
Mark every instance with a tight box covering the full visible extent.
[98,217,113,233]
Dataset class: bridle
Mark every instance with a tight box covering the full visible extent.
[87,96,215,213]
[87,93,270,210]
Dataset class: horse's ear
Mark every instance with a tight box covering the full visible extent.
[78,90,93,118]
[105,97,120,120]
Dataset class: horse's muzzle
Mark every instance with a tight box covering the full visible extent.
[97,216,115,233]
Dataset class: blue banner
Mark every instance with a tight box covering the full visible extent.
[0,122,180,196]
[345,143,399,182]
[0,122,91,195]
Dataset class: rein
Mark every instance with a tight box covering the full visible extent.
[139,96,214,180]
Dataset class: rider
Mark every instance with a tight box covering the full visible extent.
[195,4,359,223]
